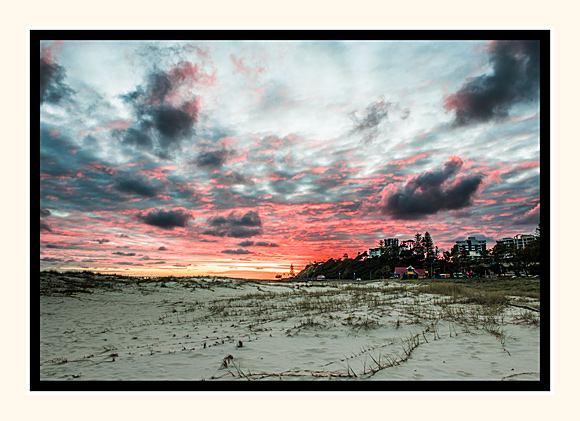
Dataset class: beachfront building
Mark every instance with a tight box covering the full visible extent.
[496,234,538,249]
[394,266,427,279]
[399,239,415,251]
[455,236,487,258]
[370,238,401,258]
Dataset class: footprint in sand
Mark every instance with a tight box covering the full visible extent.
[456,370,474,377]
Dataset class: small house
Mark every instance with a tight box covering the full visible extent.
[394,266,427,279]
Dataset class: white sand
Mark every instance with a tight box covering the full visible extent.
[39,277,540,381]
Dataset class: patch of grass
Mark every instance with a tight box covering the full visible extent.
[417,278,540,299]
[417,282,509,306]
[295,316,323,329]
[342,314,380,330]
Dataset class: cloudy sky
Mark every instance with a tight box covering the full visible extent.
[39,37,541,279]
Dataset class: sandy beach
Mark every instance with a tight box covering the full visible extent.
[39,272,540,382]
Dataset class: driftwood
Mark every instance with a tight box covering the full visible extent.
[507,302,540,313]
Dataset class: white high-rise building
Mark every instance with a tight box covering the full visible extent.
[497,234,538,249]
[455,236,487,257]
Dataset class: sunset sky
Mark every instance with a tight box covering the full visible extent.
[39,37,541,279]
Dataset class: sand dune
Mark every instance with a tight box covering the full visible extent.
[39,273,540,382]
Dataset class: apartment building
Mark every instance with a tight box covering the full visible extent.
[496,234,538,249]
[455,236,487,257]
[369,238,401,258]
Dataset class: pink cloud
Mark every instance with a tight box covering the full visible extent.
[513,203,540,225]
[230,54,265,82]
[505,197,527,203]
[391,152,431,168]
[80,120,131,137]
[41,40,64,64]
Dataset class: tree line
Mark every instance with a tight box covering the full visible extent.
[295,226,540,280]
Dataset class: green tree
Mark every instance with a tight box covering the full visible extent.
[514,231,540,276]
[422,231,435,263]
[492,242,514,275]
[375,265,391,279]
[412,232,425,264]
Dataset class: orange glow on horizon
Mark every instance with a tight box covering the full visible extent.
[58,260,309,281]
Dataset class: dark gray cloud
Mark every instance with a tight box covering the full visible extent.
[446,40,540,125]
[209,211,261,227]
[196,149,233,170]
[40,206,52,232]
[221,249,252,255]
[254,241,279,247]
[350,99,391,142]
[238,240,279,247]
[352,100,391,131]
[158,246,167,250]
[120,127,154,149]
[151,106,195,145]
[146,71,173,103]
[119,127,154,150]
[204,226,263,238]
[229,227,263,238]
[112,251,136,256]
[138,208,193,229]
[40,220,52,232]
[204,210,263,238]
[116,262,141,266]
[213,171,254,186]
[338,202,362,213]
[512,203,540,226]
[40,127,83,179]
[115,175,161,198]
[120,66,199,158]
[94,238,110,244]
[41,127,135,212]
[381,157,483,219]
[40,58,74,105]
[40,207,51,217]
[237,240,279,247]
[41,257,63,262]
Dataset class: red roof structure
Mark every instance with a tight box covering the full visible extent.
[394,267,408,276]
[394,266,427,278]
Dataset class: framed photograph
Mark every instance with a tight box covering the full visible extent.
[35,29,550,392]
